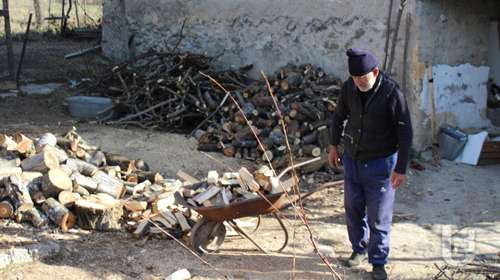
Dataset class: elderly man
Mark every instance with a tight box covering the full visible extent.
[328,48,413,280]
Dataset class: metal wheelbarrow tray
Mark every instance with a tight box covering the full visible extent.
[174,182,289,254]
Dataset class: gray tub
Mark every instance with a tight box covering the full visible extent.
[66,96,120,119]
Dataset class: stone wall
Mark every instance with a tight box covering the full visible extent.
[102,0,497,154]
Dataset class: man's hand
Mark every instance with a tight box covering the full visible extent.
[328,146,340,168]
[390,172,406,189]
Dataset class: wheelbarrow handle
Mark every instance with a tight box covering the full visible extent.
[277,156,321,180]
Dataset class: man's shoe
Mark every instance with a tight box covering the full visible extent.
[372,264,387,280]
[345,251,366,267]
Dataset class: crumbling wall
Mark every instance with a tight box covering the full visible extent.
[408,0,496,152]
[102,0,496,154]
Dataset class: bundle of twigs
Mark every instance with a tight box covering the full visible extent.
[80,51,255,130]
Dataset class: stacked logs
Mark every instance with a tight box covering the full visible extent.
[0,129,191,238]
[191,63,341,172]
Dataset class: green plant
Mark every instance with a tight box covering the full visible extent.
[32,72,44,82]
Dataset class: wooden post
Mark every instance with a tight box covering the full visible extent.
[428,62,439,166]
[1,0,15,80]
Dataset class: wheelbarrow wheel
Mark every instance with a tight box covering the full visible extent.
[190,217,226,253]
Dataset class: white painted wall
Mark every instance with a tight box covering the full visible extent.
[420,64,492,130]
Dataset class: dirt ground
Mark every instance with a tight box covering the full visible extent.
[1,84,500,280]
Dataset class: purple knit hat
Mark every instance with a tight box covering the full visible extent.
[346,48,379,76]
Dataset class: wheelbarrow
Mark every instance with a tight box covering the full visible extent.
[174,157,323,254]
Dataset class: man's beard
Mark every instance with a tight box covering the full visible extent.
[357,78,376,92]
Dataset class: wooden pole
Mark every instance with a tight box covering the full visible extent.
[2,0,15,80]
[428,62,439,166]
[402,13,411,92]
[382,0,394,71]
[387,0,407,75]
[16,14,33,89]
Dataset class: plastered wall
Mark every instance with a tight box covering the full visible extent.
[102,0,497,155]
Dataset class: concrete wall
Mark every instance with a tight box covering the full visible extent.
[102,0,497,154]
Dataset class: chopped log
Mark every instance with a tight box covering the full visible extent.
[194,129,212,144]
[174,211,191,232]
[295,124,312,138]
[231,139,258,148]
[303,102,322,119]
[234,147,243,159]
[75,193,123,230]
[88,150,106,167]
[58,164,73,177]
[0,134,18,150]
[21,150,59,173]
[257,138,274,152]
[152,196,175,213]
[30,190,46,204]
[316,125,330,149]
[16,207,48,228]
[0,200,14,218]
[42,169,73,198]
[271,155,295,169]
[56,136,78,152]
[104,152,135,175]
[123,200,148,211]
[251,96,275,107]
[0,158,20,167]
[309,119,330,131]
[249,147,261,158]
[133,219,152,238]
[175,169,200,184]
[65,158,99,177]
[58,190,76,208]
[159,209,178,226]
[36,144,69,163]
[13,133,30,143]
[92,170,127,199]
[151,215,173,228]
[0,167,22,177]
[197,142,219,152]
[203,90,218,110]
[17,140,36,159]
[207,171,219,186]
[261,150,274,162]
[237,167,260,192]
[222,143,235,157]
[234,125,258,141]
[299,153,329,174]
[284,118,299,134]
[302,144,321,157]
[291,102,317,120]
[280,72,303,91]
[193,185,221,204]
[5,173,34,212]
[302,130,318,144]
[35,133,57,149]
[42,197,76,230]
[73,173,98,193]
[130,169,163,183]
[73,183,90,197]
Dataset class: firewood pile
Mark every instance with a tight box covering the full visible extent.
[0,129,298,240]
[82,51,341,171]
[0,129,180,236]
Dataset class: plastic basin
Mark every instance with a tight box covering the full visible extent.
[66,96,120,119]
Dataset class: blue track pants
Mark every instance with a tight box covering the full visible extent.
[342,152,397,265]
